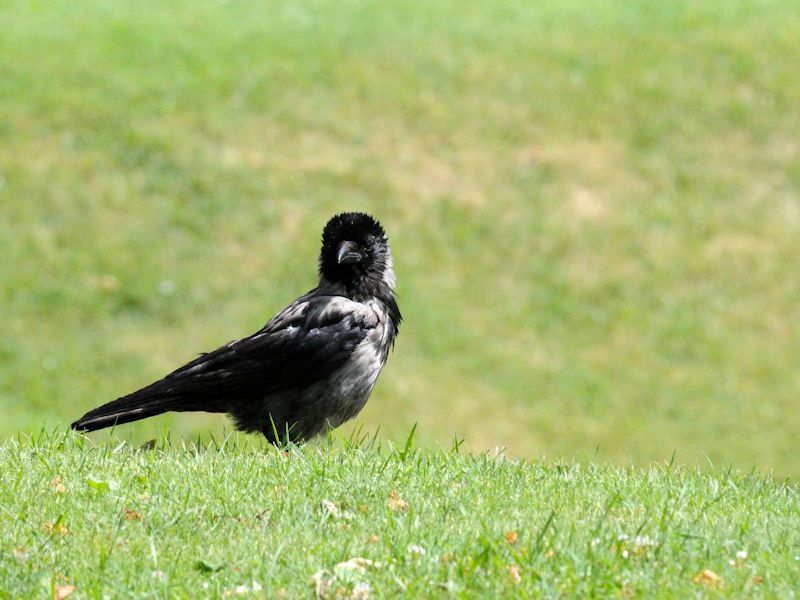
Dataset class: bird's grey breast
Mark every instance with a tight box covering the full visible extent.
[313,298,391,428]
[254,297,392,438]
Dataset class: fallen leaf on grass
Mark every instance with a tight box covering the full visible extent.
[509,565,522,585]
[335,557,376,574]
[309,568,331,598]
[310,558,379,598]
[693,569,723,588]
[620,580,634,597]
[125,508,142,521]
[44,522,68,536]
[55,585,75,600]
[388,491,408,512]
[320,499,339,518]
[49,476,66,494]
[505,531,518,545]
[352,582,371,599]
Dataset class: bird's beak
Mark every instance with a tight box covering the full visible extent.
[337,241,362,264]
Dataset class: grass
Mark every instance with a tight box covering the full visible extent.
[2,0,800,476]
[2,430,798,597]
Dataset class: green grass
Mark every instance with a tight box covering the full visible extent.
[2,430,798,597]
[2,0,800,475]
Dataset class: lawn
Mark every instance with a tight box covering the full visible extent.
[2,431,799,597]
[1,0,799,476]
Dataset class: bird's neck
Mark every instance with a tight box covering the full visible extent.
[319,276,392,303]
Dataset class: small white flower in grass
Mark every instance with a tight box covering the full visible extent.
[151,570,165,580]
[202,583,208,589]
[617,534,629,541]
[731,549,749,566]
[252,582,262,592]
[621,549,629,559]
[407,544,426,555]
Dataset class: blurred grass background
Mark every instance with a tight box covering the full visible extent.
[1,0,798,474]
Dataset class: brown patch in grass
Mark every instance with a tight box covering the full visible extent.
[570,186,607,220]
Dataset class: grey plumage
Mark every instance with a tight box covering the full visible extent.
[71,212,401,443]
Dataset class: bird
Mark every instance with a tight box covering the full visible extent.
[71,212,401,444]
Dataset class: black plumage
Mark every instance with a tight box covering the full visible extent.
[71,212,401,443]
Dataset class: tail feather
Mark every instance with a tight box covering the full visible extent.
[71,379,228,432]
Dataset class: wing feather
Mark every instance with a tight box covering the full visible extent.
[165,294,377,394]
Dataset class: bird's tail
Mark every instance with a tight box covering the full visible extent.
[71,380,227,432]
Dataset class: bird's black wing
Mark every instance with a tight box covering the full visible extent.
[169,292,378,392]
[71,292,378,432]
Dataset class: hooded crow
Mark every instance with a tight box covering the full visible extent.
[71,212,401,443]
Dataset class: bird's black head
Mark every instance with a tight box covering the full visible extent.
[318,212,396,299]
